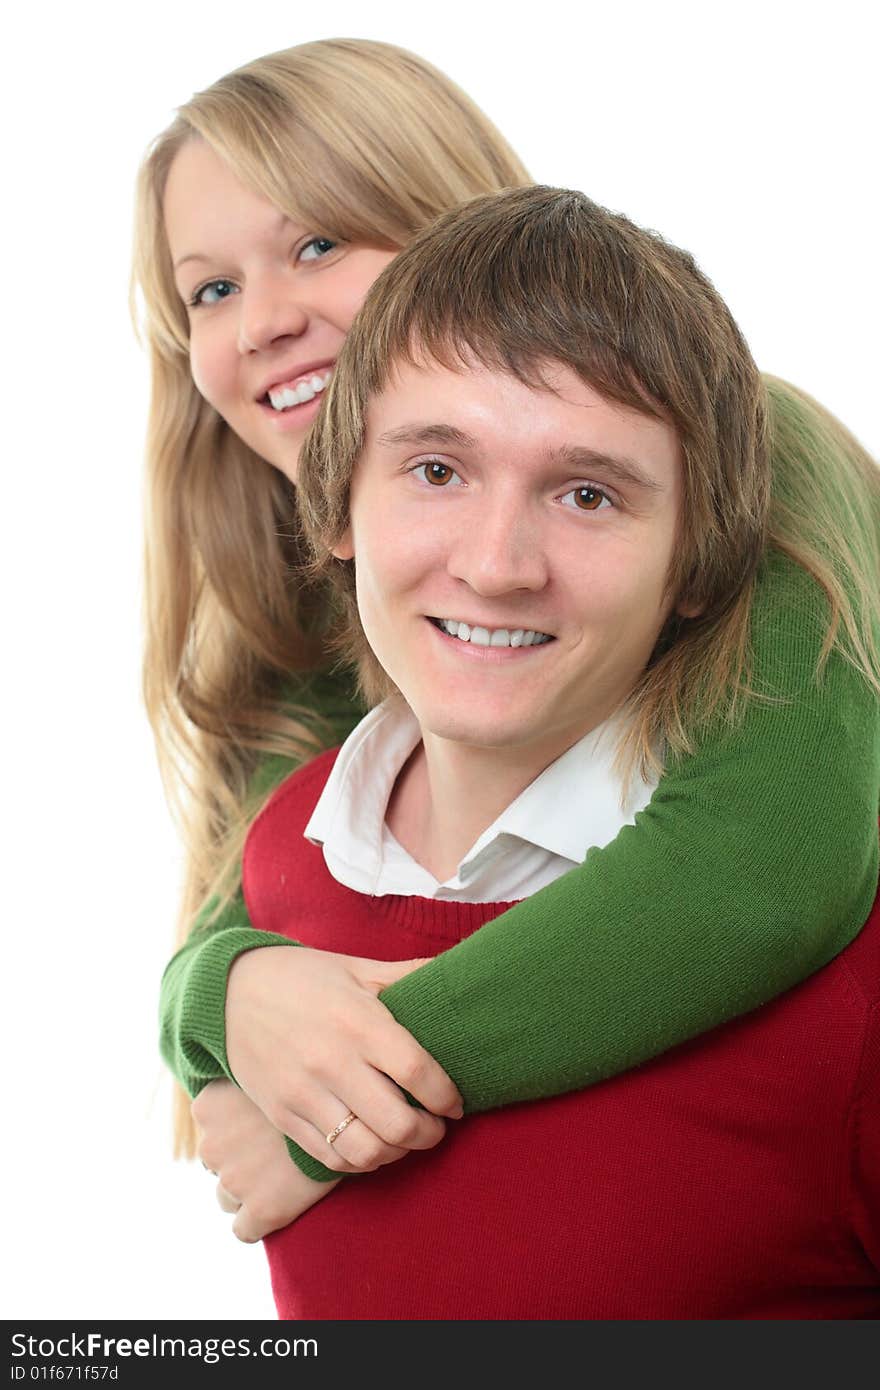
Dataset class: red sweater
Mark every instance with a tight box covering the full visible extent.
[243,749,880,1320]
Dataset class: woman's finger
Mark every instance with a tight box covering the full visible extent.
[329,1066,448,1153]
[353,956,434,990]
[277,1109,372,1173]
[317,1113,412,1172]
[216,1182,242,1214]
[230,1170,341,1245]
[347,958,464,1118]
[368,1018,464,1118]
[267,1055,452,1169]
[319,1095,443,1171]
[231,1206,263,1244]
[281,1102,410,1173]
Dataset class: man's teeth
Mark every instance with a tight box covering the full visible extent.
[437,619,552,648]
[267,371,332,411]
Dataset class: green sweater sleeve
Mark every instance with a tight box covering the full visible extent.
[159,893,299,1096]
[159,897,334,1183]
[379,549,879,1108]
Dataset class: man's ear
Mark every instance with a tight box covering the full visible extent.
[331,526,354,561]
[673,578,704,620]
[675,598,704,620]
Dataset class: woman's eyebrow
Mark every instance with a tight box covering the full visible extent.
[173,253,212,271]
[376,423,479,450]
[172,213,298,272]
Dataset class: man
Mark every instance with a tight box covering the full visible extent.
[197,187,879,1318]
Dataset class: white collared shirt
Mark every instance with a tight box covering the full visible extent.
[304,698,656,904]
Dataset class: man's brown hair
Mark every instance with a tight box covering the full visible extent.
[298,185,778,772]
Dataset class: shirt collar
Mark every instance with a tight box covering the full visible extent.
[304,698,421,892]
[467,717,651,871]
[304,697,654,891]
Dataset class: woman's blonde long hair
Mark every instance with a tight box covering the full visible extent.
[133,39,530,1157]
[133,39,532,932]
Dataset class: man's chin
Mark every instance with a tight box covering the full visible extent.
[416,710,543,752]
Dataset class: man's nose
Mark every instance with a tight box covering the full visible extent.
[448,503,548,596]
[237,276,309,353]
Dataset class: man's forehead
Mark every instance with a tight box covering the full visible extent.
[363,355,581,450]
[373,344,551,397]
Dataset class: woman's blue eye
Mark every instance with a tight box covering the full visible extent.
[559,485,612,512]
[299,237,338,262]
[190,279,238,307]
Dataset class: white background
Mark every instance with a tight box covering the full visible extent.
[3,0,877,1321]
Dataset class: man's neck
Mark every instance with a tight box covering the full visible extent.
[385,723,599,883]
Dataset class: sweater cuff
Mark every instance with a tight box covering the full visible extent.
[170,930,301,1094]
[379,957,468,1095]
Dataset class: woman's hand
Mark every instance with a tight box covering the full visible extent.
[225,946,463,1175]
[193,1079,341,1242]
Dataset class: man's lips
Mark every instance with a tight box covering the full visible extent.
[427,615,555,649]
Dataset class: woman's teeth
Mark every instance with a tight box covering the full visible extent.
[436,618,552,648]
[267,371,332,411]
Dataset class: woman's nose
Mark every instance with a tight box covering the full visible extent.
[237,278,309,353]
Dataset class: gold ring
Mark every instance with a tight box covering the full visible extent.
[325,1111,357,1146]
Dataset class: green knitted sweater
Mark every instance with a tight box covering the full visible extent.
[161,542,879,1183]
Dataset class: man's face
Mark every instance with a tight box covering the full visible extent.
[336,356,686,763]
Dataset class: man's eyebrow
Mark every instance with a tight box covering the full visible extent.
[374,428,665,491]
[376,424,479,450]
[553,446,665,492]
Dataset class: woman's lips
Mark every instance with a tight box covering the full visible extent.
[265,367,333,411]
[257,385,327,430]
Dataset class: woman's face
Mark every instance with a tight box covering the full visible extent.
[164,138,397,482]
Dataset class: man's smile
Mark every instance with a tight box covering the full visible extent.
[427,616,555,648]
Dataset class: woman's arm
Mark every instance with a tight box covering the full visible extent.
[161,542,878,1183]
[159,894,292,1100]
[160,901,460,1123]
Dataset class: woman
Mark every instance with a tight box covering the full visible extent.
[135,39,878,1198]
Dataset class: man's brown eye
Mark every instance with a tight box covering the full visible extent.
[425,462,454,485]
[573,487,605,510]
